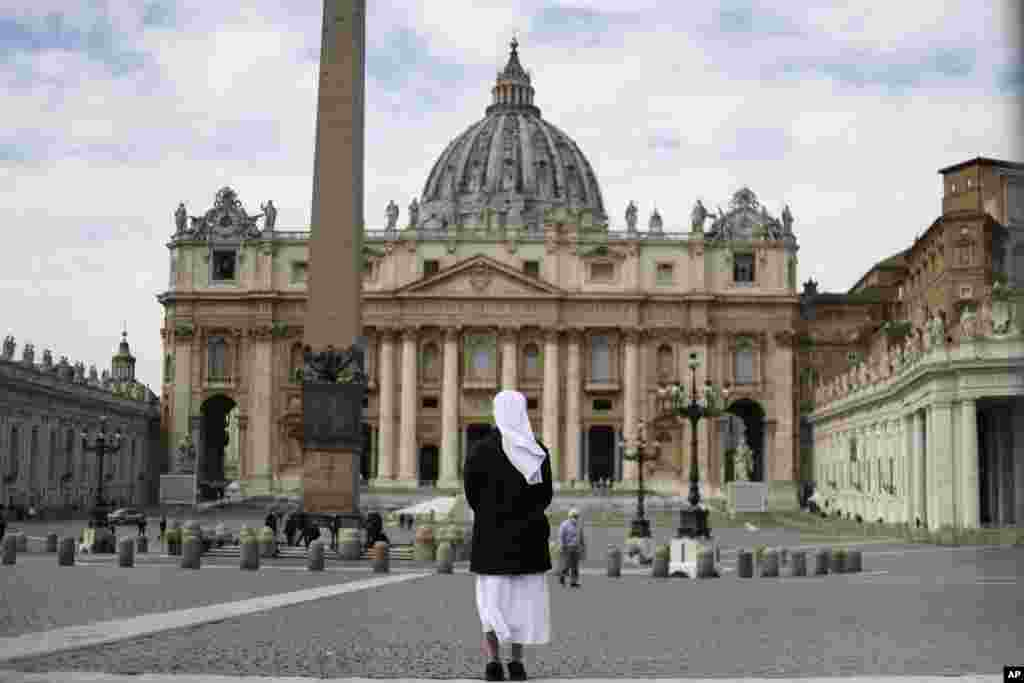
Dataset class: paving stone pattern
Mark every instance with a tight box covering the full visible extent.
[8,559,1021,678]
[0,557,370,638]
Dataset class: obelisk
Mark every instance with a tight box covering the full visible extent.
[301,0,366,526]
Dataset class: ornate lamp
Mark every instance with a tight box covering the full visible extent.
[619,419,661,539]
[656,352,729,539]
[81,416,123,532]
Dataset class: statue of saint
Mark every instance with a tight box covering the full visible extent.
[781,204,794,234]
[625,200,638,232]
[385,200,399,230]
[733,438,754,482]
[88,364,99,384]
[648,208,663,233]
[73,361,85,382]
[41,349,53,369]
[2,335,14,360]
[174,202,188,234]
[690,199,709,232]
[408,198,420,229]
[260,200,277,230]
[176,435,197,474]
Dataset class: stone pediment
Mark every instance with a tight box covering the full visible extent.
[395,256,563,298]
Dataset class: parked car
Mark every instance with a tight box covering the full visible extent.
[107,508,146,525]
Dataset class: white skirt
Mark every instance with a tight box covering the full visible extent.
[475,573,551,645]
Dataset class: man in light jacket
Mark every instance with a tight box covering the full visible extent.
[558,509,584,588]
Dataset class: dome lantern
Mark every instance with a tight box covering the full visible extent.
[486,37,540,117]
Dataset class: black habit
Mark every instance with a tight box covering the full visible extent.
[465,427,553,575]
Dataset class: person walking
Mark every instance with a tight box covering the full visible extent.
[158,515,167,543]
[465,390,553,682]
[557,509,585,588]
[137,518,146,537]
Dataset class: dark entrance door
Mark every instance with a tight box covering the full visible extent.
[360,423,372,484]
[419,445,439,486]
[200,394,235,502]
[588,426,615,483]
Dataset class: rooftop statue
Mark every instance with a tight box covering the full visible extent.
[385,200,399,230]
[260,200,277,230]
[174,202,188,234]
[625,200,638,232]
[690,199,709,232]
[2,335,15,360]
[781,204,794,234]
[22,342,34,365]
[408,198,420,229]
[648,207,663,233]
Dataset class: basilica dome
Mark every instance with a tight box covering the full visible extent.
[415,39,607,231]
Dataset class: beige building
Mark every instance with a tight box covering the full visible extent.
[158,42,803,508]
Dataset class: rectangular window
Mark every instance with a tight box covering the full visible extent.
[526,398,538,410]
[590,262,615,282]
[291,261,308,284]
[423,259,440,277]
[207,337,228,381]
[421,397,439,409]
[734,349,754,384]
[212,250,237,282]
[733,253,755,283]
[592,399,613,411]
[523,260,540,278]
[656,263,674,285]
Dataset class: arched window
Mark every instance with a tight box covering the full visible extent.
[590,335,611,382]
[523,343,541,380]
[421,342,440,382]
[465,333,496,380]
[656,344,674,380]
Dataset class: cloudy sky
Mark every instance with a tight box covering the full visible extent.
[1,1,1021,391]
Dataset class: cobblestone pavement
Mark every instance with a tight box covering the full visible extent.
[0,674,1006,683]
[5,543,1021,679]
[0,555,372,638]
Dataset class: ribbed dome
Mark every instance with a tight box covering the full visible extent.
[416,39,607,231]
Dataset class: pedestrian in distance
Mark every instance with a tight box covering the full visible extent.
[558,509,585,588]
[159,515,167,542]
[465,390,553,682]
[137,518,146,537]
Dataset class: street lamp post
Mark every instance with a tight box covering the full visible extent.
[619,419,660,539]
[656,352,729,540]
[81,416,122,530]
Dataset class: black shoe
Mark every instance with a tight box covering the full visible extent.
[570,582,580,588]
[507,661,527,682]
[485,661,504,682]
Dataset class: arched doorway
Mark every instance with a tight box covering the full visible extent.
[419,445,439,486]
[200,394,236,502]
[725,399,766,482]
[587,426,616,483]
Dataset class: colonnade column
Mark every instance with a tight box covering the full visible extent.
[960,398,980,529]
[501,328,517,391]
[931,403,955,529]
[912,411,926,527]
[622,329,639,482]
[542,330,561,482]
[398,328,419,483]
[439,327,461,488]
[375,331,395,482]
[564,330,582,485]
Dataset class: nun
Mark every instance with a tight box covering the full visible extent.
[464,390,553,682]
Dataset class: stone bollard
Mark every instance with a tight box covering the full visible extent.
[813,548,830,575]
[165,528,181,556]
[240,537,260,571]
[58,537,75,566]
[737,549,754,578]
[118,537,135,568]
[2,536,16,565]
[46,533,58,553]
[136,536,148,554]
[414,525,436,562]
[180,537,201,570]
[436,541,454,574]
[830,548,847,574]
[779,547,790,566]
[760,549,780,578]
[790,550,808,577]
[337,528,362,561]
[258,527,276,558]
[846,549,862,573]
[651,544,670,578]
[307,540,325,572]
[607,545,622,578]
[695,549,716,578]
[371,541,389,573]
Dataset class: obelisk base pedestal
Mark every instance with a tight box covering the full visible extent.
[302,448,363,528]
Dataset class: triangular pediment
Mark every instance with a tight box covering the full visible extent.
[395,255,564,298]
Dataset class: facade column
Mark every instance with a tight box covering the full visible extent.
[398,328,419,483]
[501,328,517,391]
[246,334,273,496]
[931,402,954,529]
[439,327,461,489]
[171,332,193,467]
[542,330,561,482]
[960,398,980,529]
[622,329,639,482]
[912,411,926,527]
[375,331,396,482]
[564,330,582,487]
